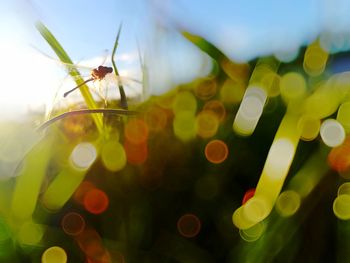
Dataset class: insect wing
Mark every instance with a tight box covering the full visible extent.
[101,73,143,103]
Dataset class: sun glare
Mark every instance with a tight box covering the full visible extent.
[0,41,145,121]
[0,42,61,119]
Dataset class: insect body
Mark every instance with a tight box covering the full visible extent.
[63,66,113,97]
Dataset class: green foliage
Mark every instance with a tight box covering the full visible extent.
[35,21,104,133]
[111,23,128,109]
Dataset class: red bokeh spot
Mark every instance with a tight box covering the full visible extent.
[242,188,256,205]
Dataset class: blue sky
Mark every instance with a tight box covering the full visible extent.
[23,0,323,60]
[1,0,350,118]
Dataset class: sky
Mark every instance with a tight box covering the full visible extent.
[1,0,350,120]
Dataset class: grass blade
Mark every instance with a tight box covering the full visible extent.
[111,23,128,109]
[35,21,104,133]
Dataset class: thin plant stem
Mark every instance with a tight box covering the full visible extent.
[37,108,139,132]
[111,23,128,109]
[36,21,104,134]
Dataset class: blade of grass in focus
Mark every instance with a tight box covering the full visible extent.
[111,23,128,110]
[35,21,104,134]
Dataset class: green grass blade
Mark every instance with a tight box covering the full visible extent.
[35,21,104,133]
[182,31,226,61]
[111,23,128,109]
[182,31,251,81]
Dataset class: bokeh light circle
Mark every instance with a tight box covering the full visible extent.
[239,221,266,242]
[70,142,97,170]
[297,115,320,141]
[333,195,350,220]
[42,246,67,263]
[205,139,229,164]
[320,119,345,147]
[203,100,226,122]
[280,72,306,103]
[172,91,197,114]
[124,139,148,165]
[338,182,350,196]
[101,141,127,172]
[194,78,217,100]
[61,212,85,236]
[124,119,149,145]
[177,214,201,238]
[275,190,301,217]
[83,189,109,214]
[17,222,44,245]
[195,111,219,138]
[173,112,196,141]
[242,197,269,223]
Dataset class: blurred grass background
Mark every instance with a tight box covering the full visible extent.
[1,1,350,263]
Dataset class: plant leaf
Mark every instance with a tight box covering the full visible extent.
[35,21,104,133]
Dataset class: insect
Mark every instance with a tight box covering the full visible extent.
[43,59,143,116]
[40,23,146,133]
[62,24,135,110]
[60,62,140,111]
[42,61,142,132]
[63,66,113,98]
